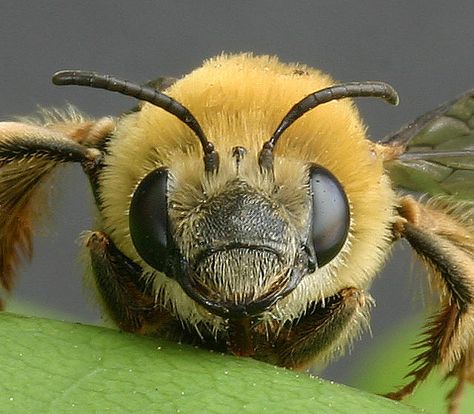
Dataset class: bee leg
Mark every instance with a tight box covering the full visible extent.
[386,196,474,410]
[0,117,114,306]
[84,231,174,334]
[446,370,466,414]
[256,287,370,369]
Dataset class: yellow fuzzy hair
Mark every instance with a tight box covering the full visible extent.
[99,53,396,327]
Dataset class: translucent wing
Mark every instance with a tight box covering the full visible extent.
[144,76,177,91]
[381,89,474,200]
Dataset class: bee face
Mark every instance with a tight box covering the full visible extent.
[128,144,351,318]
[167,169,306,319]
[100,54,396,324]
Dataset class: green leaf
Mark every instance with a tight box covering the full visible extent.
[349,317,474,414]
[0,312,420,414]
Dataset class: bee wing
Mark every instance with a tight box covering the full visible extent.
[0,113,115,304]
[381,89,474,200]
[127,77,178,113]
[143,76,177,91]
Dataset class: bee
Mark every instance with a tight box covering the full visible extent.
[0,54,473,412]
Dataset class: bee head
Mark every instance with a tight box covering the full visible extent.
[53,60,398,320]
[124,82,397,319]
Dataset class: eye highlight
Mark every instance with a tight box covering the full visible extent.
[308,165,350,267]
[129,167,169,272]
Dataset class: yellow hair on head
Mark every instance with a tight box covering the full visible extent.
[100,53,395,326]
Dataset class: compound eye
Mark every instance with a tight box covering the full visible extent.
[129,167,169,272]
[309,165,350,267]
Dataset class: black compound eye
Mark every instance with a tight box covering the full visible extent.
[309,165,350,267]
[129,167,169,272]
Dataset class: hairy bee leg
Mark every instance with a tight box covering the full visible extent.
[85,231,173,333]
[446,348,474,414]
[387,196,474,408]
[256,287,370,368]
[0,118,115,304]
[447,374,465,414]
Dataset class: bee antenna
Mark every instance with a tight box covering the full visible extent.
[258,81,399,171]
[52,70,219,172]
